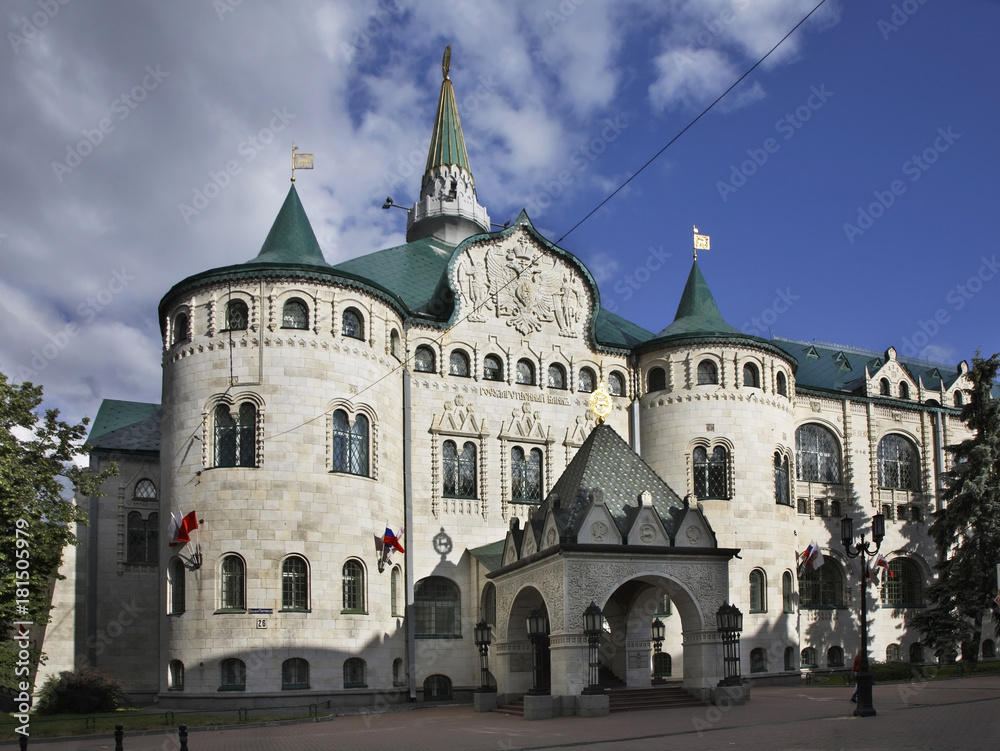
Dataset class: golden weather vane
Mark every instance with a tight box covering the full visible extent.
[291,142,314,183]
[442,45,451,80]
[693,225,710,260]
[589,382,613,425]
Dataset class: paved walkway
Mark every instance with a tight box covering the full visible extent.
[10,674,1000,751]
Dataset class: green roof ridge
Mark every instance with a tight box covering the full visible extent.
[247,185,329,267]
[656,261,741,338]
[424,51,473,183]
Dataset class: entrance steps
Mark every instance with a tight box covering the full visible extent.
[490,685,704,717]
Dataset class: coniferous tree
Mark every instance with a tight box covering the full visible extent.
[0,372,118,686]
[912,354,1000,668]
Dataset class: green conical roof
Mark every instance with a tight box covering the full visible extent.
[656,261,741,338]
[424,53,473,184]
[247,185,329,267]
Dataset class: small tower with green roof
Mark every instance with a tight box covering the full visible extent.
[406,46,491,245]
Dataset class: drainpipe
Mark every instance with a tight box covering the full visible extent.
[933,410,946,510]
[629,354,641,454]
[86,455,100,667]
[403,367,416,700]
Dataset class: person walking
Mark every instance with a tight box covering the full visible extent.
[850,652,862,702]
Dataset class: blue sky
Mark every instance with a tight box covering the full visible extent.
[2,0,998,426]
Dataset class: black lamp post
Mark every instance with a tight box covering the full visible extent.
[474,620,494,693]
[842,512,885,717]
[582,601,605,695]
[716,603,744,686]
[651,618,667,685]
[526,607,550,696]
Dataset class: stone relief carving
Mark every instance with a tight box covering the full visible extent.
[495,559,565,641]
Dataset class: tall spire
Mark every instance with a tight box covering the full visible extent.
[406,46,490,244]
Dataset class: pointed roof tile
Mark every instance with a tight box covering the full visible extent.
[247,185,329,267]
[656,261,741,338]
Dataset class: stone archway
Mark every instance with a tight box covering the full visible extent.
[497,585,551,697]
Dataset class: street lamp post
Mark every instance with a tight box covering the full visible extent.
[841,512,885,718]
[474,620,494,693]
[526,607,550,696]
[651,618,667,686]
[582,601,605,695]
[716,603,744,686]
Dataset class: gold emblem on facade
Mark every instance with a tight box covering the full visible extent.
[589,383,612,424]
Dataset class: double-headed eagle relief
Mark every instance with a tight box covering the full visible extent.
[454,231,586,337]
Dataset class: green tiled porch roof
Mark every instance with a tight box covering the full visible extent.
[88,399,161,454]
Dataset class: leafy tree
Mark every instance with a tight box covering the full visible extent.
[0,372,118,687]
[912,353,1000,669]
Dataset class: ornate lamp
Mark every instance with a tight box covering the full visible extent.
[716,603,744,686]
[474,620,494,693]
[582,601,605,695]
[526,607,550,696]
[651,617,667,685]
[842,512,885,717]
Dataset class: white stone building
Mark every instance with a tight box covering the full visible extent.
[39,52,979,714]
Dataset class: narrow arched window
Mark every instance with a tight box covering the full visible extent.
[886,644,901,662]
[344,658,366,688]
[237,402,256,467]
[954,391,964,407]
[482,582,497,626]
[743,363,760,388]
[899,381,910,399]
[214,404,236,467]
[172,312,189,345]
[547,363,567,389]
[776,371,788,396]
[449,350,470,377]
[511,446,543,502]
[693,445,729,499]
[392,658,405,686]
[414,345,435,373]
[342,308,364,340]
[214,403,257,468]
[795,424,841,483]
[168,557,186,615]
[830,500,842,517]
[828,646,844,668]
[282,658,309,690]
[415,577,461,637]
[390,329,401,360]
[880,378,891,396]
[653,653,672,678]
[750,648,767,673]
[784,647,795,671]
[647,367,666,393]
[282,299,308,329]
[749,569,766,613]
[516,359,535,385]
[578,367,596,393]
[220,658,246,690]
[797,498,808,514]
[697,360,718,385]
[168,660,184,690]
[877,434,919,490]
[219,555,246,611]
[801,647,817,668]
[910,642,924,663]
[225,300,248,331]
[814,499,824,517]
[483,354,504,381]
[442,440,477,498]
[391,566,402,617]
[774,452,790,506]
[342,559,366,613]
[281,555,309,611]
[332,410,369,477]
[608,371,625,396]
[127,511,157,564]
[782,571,794,613]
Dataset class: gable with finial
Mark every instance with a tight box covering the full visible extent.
[430,395,485,436]
[673,496,718,548]
[501,517,523,567]
[501,403,551,443]
[624,490,670,546]
[866,346,917,397]
[577,488,623,545]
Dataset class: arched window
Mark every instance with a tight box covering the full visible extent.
[390,329,401,360]
[516,359,535,385]
[578,367,596,393]
[782,571,794,613]
[652,653,672,678]
[342,559,366,613]
[442,440,477,498]
[282,299,308,329]
[414,577,461,637]
[909,642,924,663]
[168,660,184,691]
[608,371,625,396]
[547,363,567,389]
[749,569,766,613]
[880,378,891,396]
[225,300,248,331]
[213,402,257,468]
[219,555,245,611]
[693,445,729,499]
[881,558,923,606]
[168,557,185,615]
[797,498,808,514]
[827,646,844,667]
[954,391,964,407]
[134,479,157,499]
[393,658,405,687]
[801,647,818,668]
[750,648,767,673]
[814,499,825,517]
[774,452,790,506]
[511,446,543,502]
[795,424,841,483]
[343,658,366,688]
[899,381,910,399]
[127,511,158,564]
[282,658,309,690]
[391,566,402,617]
[830,500,842,517]
[449,350,470,377]
[220,658,246,690]
[172,312,189,345]
[647,367,666,393]
[743,363,760,388]
[424,674,452,700]
[697,359,718,385]
[483,354,504,381]
[482,582,497,626]
[281,555,309,611]
[414,345,435,373]
[784,647,795,671]
[332,410,369,477]
[342,308,364,340]
[886,644,901,662]
[878,435,919,490]
[776,371,788,396]
[799,560,844,608]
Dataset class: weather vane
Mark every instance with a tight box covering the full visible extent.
[589,382,613,424]
[442,45,451,80]
[291,142,314,183]
[693,225,711,260]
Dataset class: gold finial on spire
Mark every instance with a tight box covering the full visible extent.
[693,225,710,260]
[589,382,613,425]
[442,45,451,80]
[291,142,314,183]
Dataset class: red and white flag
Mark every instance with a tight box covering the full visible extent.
[168,511,199,547]
[800,541,824,572]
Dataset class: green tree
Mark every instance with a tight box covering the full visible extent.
[0,372,117,687]
[912,353,1000,668]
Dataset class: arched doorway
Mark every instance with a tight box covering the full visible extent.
[504,586,550,695]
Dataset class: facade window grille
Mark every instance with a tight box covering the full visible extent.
[795,424,841,483]
[342,559,366,613]
[693,445,729,499]
[442,440,477,497]
[342,308,364,339]
[547,363,567,389]
[608,371,625,396]
[282,299,308,329]
[516,359,535,385]
[281,556,309,611]
[220,658,246,690]
[749,569,766,612]
[415,577,461,637]
[127,511,158,564]
[343,658,366,688]
[134,479,157,499]
[483,354,503,381]
[881,558,923,606]
[511,446,543,502]
[774,452,790,506]
[332,410,369,476]
[697,360,718,385]
[214,403,257,468]
[647,367,666,393]
[225,300,248,331]
[219,555,246,611]
[798,561,844,608]
[877,434,919,490]
[414,345,435,373]
[449,350,470,377]
[282,658,309,690]
[578,368,596,393]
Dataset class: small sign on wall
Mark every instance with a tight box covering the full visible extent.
[256,618,267,629]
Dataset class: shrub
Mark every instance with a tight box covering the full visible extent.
[35,668,127,715]
[868,660,914,681]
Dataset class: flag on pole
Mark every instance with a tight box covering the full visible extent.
[383,527,404,554]
[169,511,199,547]
[870,553,891,583]
[801,541,824,572]
[693,225,710,259]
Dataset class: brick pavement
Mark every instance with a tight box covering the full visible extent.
[9,674,1000,751]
